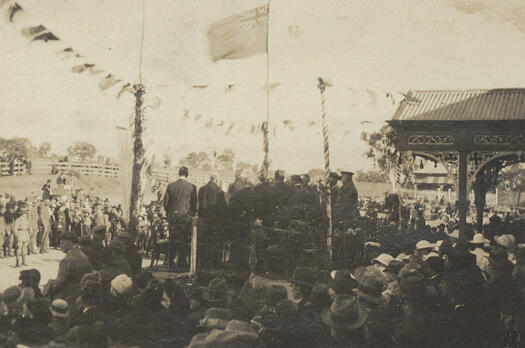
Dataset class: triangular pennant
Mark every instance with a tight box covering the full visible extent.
[98,74,121,91]
[87,66,104,75]
[225,84,234,92]
[71,64,86,73]
[8,2,22,22]
[32,32,59,42]
[21,25,46,37]
[116,83,133,99]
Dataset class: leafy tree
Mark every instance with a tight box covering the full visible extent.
[38,142,52,158]
[498,163,525,206]
[361,125,415,192]
[307,168,325,183]
[215,148,235,171]
[67,141,97,161]
[355,169,388,183]
[236,161,252,172]
[0,137,33,161]
[179,151,212,170]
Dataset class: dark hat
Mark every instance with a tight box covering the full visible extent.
[328,171,342,181]
[203,278,229,304]
[3,286,21,304]
[386,259,404,275]
[310,283,332,308]
[330,270,358,295]
[199,308,232,330]
[264,285,288,306]
[290,267,317,288]
[321,294,368,329]
[354,273,387,305]
[399,263,424,280]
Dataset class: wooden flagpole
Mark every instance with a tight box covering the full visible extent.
[317,77,333,262]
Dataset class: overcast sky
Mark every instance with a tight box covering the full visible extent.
[2,0,525,173]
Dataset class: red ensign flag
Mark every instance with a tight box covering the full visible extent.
[208,6,268,62]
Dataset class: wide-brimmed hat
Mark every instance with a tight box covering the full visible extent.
[470,233,490,245]
[495,234,515,249]
[330,270,358,295]
[3,286,21,304]
[373,253,394,267]
[50,299,69,318]
[416,240,433,250]
[290,267,317,288]
[199,308,232,330]
[110,274,133,296]
[321,294,368,329]
[353,273,387,305]
[203,278,229,304]
[386,259,404,275]
[264,285,287,306]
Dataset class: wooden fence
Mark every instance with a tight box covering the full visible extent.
[31,160,119,177]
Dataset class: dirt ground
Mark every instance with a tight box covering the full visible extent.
[0,249,64,293]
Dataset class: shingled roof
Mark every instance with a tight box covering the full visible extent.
[391,89,525,121]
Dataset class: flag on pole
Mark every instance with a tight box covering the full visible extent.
[32,31,59,42]
[21,25,46,37]
[98,74,121,91]
[208,5,268,61]
[8,2,22,22]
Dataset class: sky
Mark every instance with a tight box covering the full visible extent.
[1,0,525,174]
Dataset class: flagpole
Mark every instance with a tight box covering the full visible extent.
[129,0,147,238]
[318,77,334,264]
[262,0,271,180]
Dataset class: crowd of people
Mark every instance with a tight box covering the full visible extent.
[0,168,524,347]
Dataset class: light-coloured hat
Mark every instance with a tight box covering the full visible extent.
[416,240,433,250]
[424,252,440,261]
[470,233,490,245]
[110,274,133,296]
[50,299,69,318]
[373,253,394,267]
[495,234,515,249]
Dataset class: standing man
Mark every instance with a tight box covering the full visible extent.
[42,179,52,200]
[39,200,52,253]
[27,200,40,255]
[163,166,197,268]
[93,204,111,246]
[5,202,17,257]
[338,171,360,227]
[198,173,222,268]
[0,205,6,258]
[14,203,30,267]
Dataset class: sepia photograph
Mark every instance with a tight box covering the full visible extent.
[1,0,525,347]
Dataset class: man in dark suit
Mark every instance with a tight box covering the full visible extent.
[198,173,223,268]
[163,166,197,268]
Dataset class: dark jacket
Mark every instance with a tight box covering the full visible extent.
[163,178,197,224]
[198,180,221,218]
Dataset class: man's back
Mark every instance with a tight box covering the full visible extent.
[164,178,196,222]
[198,180,220,217]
